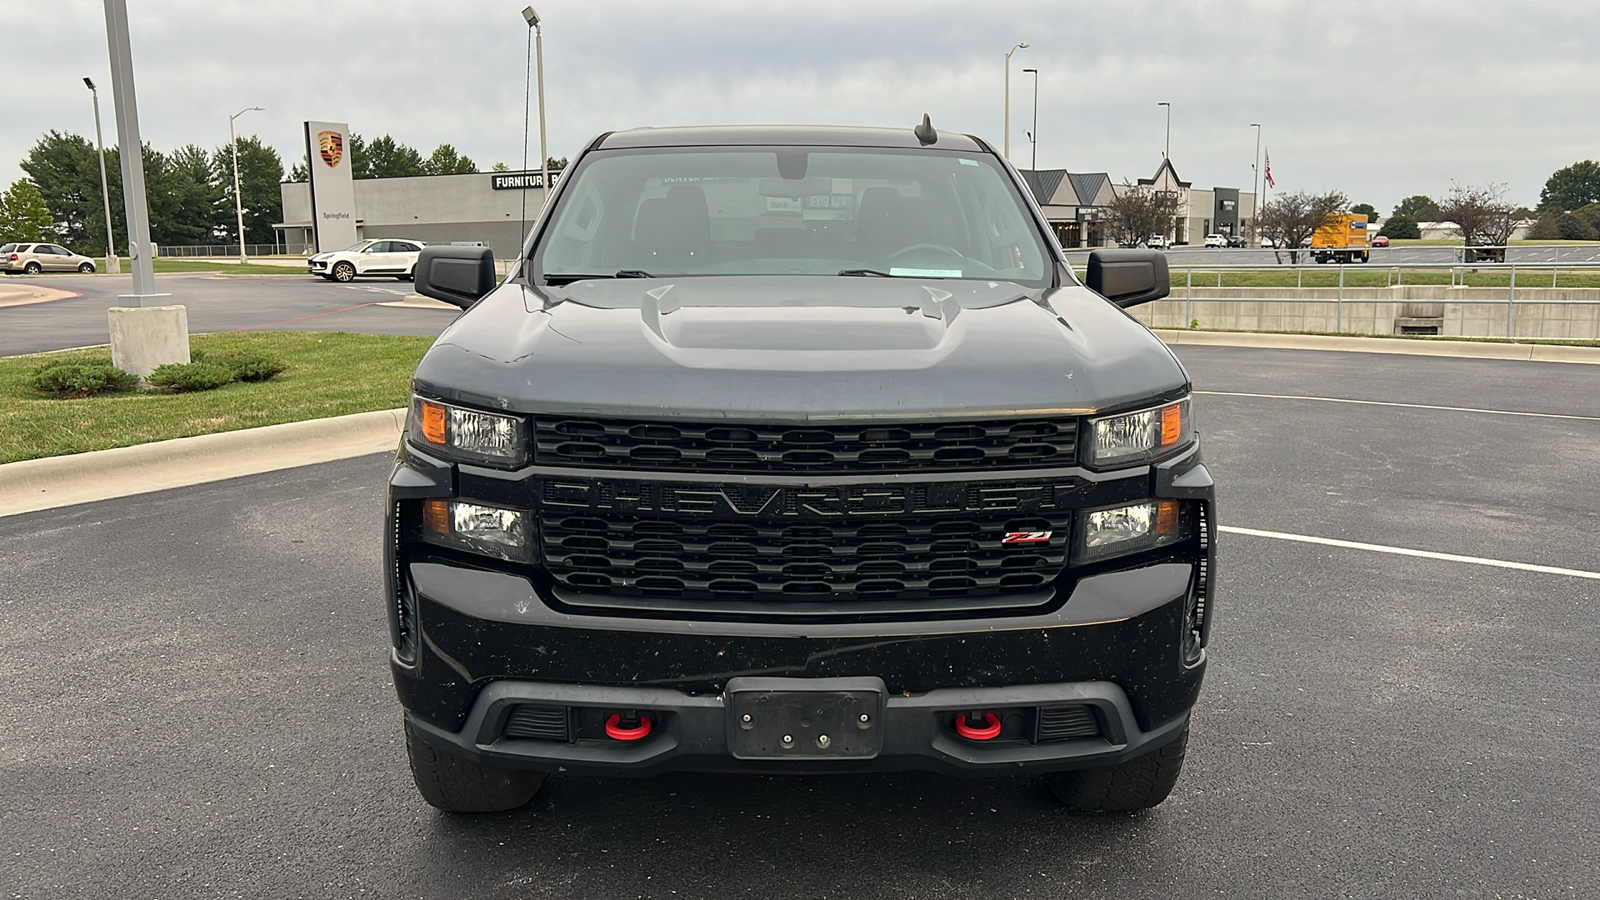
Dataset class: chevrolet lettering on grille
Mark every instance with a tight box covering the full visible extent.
[540,477,1079,518]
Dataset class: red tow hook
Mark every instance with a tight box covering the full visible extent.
[953,711,1002,741]
[605,712,653,741]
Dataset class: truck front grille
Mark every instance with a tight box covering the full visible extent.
[537,475,1078,603]
[533,415,1079,473]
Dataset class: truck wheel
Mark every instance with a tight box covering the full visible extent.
[332,261,356,282]
[405,719,546,813]
[1046,724,1188,812]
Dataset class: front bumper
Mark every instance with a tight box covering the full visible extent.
[307,259,329,274]
[406,675,1192,778]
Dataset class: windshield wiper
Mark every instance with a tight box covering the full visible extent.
[837,268,896,277]
[544,269,657,286]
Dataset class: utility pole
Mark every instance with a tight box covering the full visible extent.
[229,106,263,264]
[1250,123,1262,240]
[102,0,185,379]
[83,77,120,274]
[1003,42,1028,160]
[1023,67,1039,171]
[1158,101,1171,163]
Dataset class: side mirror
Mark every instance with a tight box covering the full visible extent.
[1086,249,1170,308]
[414,245,497,309]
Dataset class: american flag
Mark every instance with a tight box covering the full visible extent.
[1264,151,1276,189]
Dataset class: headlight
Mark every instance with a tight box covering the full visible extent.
[1074,499,1192,564]
[1086,398,1191,468]
[409,396,529,466]
[420,499,531,562]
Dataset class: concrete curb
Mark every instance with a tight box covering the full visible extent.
[378,294,458,310]
[0,408,406,519]
[1152,330,1600,364]
[0,284,81,308]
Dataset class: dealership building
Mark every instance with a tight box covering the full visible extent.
[276,170,554,258]
[276,159,1253,257]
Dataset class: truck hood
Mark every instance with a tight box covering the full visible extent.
[413,276,1188,421]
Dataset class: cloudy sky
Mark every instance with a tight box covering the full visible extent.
[5,0,1597,215]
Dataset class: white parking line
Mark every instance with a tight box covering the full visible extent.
[1196,390,1600,423]
[1219,525,1600,581]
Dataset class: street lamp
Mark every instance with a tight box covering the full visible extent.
[83,77,120,274]
[1158,101,1171,163]
[1250,123,1262,239]
[1003,41,1028,160]
[1022,67,1039,171]
[522,6,549,219]
[228,105,263,263]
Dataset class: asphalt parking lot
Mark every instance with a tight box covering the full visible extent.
[2,345,1597,898]
[0,272,454,357]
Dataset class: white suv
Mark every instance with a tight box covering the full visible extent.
[1203,234,1227,248]
[308,239,425,282]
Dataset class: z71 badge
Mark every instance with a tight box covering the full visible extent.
[1002,531,1053,544]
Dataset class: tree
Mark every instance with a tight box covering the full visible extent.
[0,179,54,242]
[423,144,477,175]
[1538,160,1600,211]
[1436,183,1524,254]
[1101,180,1181,248]
[145,143,225,247]
[1256,189,1348,263]
[364,135,425,178]
[1392,194,1439,221]
[1350,202,1377,222]
[213,135,284,244]
[19,130,101,252]
[1378,214,1420,240]
[491,161,510,172]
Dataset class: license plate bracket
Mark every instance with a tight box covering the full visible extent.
[725,676,886,760]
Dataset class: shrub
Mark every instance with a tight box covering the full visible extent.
[1558,213,1595,241]
[29,362,139,399]
[147,361,235,393]
[211,350,287,382]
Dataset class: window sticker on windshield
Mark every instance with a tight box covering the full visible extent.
[890,267,962,278]
[959,159,980,167]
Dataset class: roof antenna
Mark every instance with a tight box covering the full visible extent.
[914,113,937,146]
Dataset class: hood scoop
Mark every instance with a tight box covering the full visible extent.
[640,283,959,352]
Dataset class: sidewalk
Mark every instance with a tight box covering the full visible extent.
[2,330,1596,519]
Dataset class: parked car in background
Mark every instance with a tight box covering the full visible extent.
[1203,234,1227,248]
[1143,234,1169,249]
[1370,235,1390,248]
[2,242,97,275]
[1226,235,1245,248]
[307,238,426,282]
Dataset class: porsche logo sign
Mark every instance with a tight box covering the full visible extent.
[317,130,344,168]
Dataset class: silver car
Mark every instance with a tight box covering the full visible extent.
[2,242,98,275]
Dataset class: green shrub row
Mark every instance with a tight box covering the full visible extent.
[28,349,288,398]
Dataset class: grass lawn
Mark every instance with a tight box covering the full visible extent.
[0,331,433,464]
[149,259,306,275]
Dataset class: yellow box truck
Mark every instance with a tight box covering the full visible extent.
[1311,214,1370,264]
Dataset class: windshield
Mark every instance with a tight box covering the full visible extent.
[534,147,1052,285]
[341,240,377,252]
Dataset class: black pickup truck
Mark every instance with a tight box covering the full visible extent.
[387,122,1216,814]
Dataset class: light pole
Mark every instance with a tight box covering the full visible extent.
[1003,41,1028,160]
[83,77,120,274]
[522,7,549,212]
[1023,67,1039,171]
[1158,101,1171,163]
[228,105,263,263]
[1250,123,1262,239]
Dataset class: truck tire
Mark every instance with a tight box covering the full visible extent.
[405,719,546,813]
[1046,724,1188,812]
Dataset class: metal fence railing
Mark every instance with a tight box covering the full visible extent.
[157,243,294,258]
[1121,261,1600,338]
